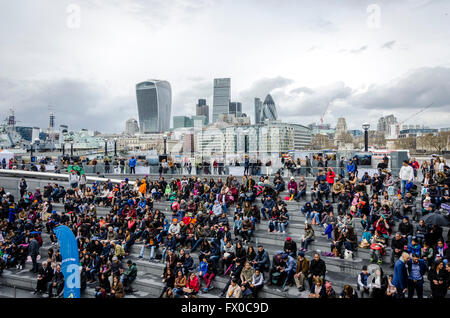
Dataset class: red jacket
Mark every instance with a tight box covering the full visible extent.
[326,170,335,184]
[186,276,200,292]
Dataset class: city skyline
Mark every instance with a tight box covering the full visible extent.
[0,0,449,132]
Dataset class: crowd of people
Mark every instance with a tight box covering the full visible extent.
[0,155,449,299]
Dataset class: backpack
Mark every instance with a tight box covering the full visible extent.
[271,271,282,285]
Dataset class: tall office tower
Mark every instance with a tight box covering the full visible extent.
[229,102,242,118]
[125,118,140,136]
[261,94,278,121]
[212,78,231,123]
[136,80,172,133]
[254,98,263,124]
[196,99,210,125]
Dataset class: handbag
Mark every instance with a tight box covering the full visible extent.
[344,250,353,260]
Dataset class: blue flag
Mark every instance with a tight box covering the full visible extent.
[53,225,80,298]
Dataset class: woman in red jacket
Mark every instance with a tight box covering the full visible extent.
[326,168,335,187]
[183,272,200,298]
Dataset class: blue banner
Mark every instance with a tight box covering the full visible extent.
[54,225,80,298]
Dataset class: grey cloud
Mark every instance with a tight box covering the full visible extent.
[290,87,314,95]
[0,78,134,133]
[274,82,353,117]
[172,79,213,116]
[349,45,368,54]
[381,40,396,49]
[352,67,450,110]
[239,77,294,99]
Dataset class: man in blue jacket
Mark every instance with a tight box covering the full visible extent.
[283,254,297,287]
[392,252,410,298]
[128,156,137,174]
[253,245,271,272]
[407,253,427,299]
[260,196,275,220]
[347,159,355,175]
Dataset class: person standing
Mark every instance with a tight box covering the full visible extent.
[19,178,27,198]
[339,157,345,178]
[68,170,80,189]
[399,160,414,199]
[392,252,410,298]
[104,158,110,174]
[305,156,312,177]
[346,159,355,176]
[407,253,427,299]
[244,156,250,176]
[410,157,419,181]
[29,234,40,273]
[128,157,137,174]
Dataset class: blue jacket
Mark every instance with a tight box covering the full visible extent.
[407,243,421,257]
[316,175,326,183]
[128,158,137,168]
[392,259,408,291]
[165,237,177,251]
[263,199,275,211]
[347,163,355,173]
[285,256,296,273]
[407,259,427,280]
[233,219,242,231]
[198,261,208,275]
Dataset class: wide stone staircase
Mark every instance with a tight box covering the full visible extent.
[0,175,448,298]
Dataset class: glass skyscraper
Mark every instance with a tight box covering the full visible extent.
[196,99,210,125]
[229,102,242,118]
[136,80,172,133]
[212,78,231,123]
[254,98,263,124]
[262,94,278,121]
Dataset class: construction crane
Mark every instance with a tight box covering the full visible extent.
[398,103,434,126]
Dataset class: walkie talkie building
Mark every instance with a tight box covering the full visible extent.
[136,80,172,133]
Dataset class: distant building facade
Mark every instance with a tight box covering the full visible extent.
[196,99,210,125]
[136,80,172,133]
[212,78,231,123]
[377,115,398,137]
[125,118,139,136]
[254,98,263,124]
[173,116,193,129]
[229,102,243,118]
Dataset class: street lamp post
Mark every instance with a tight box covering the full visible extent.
[163,135,167,156]
[70,142,74,157]
[104,139,108,157]
[62,143,65,156]
[114,138,118,157]
[362,123,370,152]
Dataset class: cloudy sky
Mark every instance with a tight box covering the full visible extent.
[0,0,449,132]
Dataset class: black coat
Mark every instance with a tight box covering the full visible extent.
[309,259,326,277]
